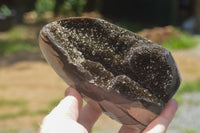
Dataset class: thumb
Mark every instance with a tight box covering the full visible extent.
[40,88,86,133]
[48,87,83,120]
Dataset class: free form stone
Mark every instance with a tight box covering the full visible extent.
[39,17,181,130]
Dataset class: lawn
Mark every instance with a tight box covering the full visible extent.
[0,25,40,56]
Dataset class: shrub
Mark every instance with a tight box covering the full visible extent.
[35,0,56,14]
[35,0,87,16]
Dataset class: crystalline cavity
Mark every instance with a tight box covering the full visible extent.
[39,17,181,130]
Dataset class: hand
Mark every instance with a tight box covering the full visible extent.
[40,87,178,133]
[119,97,178,133]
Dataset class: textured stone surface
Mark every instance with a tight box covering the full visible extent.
[39,17,181,130]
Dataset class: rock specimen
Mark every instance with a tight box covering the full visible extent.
[39,17,181,131]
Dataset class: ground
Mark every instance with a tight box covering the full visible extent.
[0,44,200,133]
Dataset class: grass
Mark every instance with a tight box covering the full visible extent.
[0,129,19,133]
[0,107,48,120]
[0,108,29,120]
[0,40,35,56]
[0,98,63,120]
[0,99,27,107]
[48,98,61,110]
[0,97,88,121]
[173,79,200,104]
[161,31,199,50]
[177,79,200,94]
[181,128,199,133]
[0,25,39,56]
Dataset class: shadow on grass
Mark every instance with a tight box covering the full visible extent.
[0,40,34,55]
[0,39,45,67]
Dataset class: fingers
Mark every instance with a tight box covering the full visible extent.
[40,87,86,133]
[119,125,140,133]
[40,119,88,133]
[78,102,102,133]
[64,87,83,120]
[143,99,178,133]
[45,87,101,133]
[47,87,83,120]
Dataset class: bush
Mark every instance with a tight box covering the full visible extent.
[0,5,12,17]
[60,0,86,16]
[35,0,87,16]
[35,0,56,14]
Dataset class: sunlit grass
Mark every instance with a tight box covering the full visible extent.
[7,25,27,40]
[48,98,62,110]
[0,108,48,120]
[0,129,19,133]
[173,79,200,104]
[0,41,34,56]
[178,79,200,94]
[0,108,29,120]
[0,25,39,56]
[0,99,27,107]
[0,98,63,120]
[181,128,199,133]
[162,32,199,50]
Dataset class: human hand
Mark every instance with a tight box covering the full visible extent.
[119,97,178,133]
[40,87,178,133]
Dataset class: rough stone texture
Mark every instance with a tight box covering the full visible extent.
[39,17,181,131]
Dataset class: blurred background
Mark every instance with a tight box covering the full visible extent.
[0,0,200,133]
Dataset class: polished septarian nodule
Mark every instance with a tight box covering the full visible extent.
[39,17,181,131]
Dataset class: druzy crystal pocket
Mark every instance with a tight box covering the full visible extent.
[39,17,181,130]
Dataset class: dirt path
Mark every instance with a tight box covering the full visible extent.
[172,43,200,81]
[169,92,200,133]
[0,61,67,132]
[0,45,200,132]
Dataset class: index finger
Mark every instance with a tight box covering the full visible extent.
[47,87,83,121]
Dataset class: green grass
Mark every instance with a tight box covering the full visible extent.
[0,25,39,56]
[0,108,49,120]
[0,108,29,120]
[161,32,199,50]
[173,79,200,104]
[181,128,199,133]
[0,129,19,133]
[0,99,27,107]
[48,98,62,110]
[0,98,63,120]
[177,79,200,94]
[0,40,36,56]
